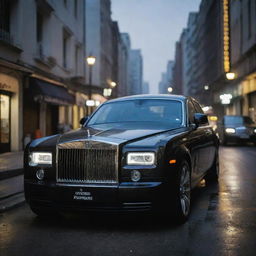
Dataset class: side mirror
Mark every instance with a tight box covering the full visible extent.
[80,116,89,126]
[194,113,208,127]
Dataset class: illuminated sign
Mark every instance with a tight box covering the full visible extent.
[223,0,230,73]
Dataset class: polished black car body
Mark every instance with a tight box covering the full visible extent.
[217,115,256,145]
[24,95,219,222]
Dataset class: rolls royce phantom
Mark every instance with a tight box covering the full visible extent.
[24,95,219,223]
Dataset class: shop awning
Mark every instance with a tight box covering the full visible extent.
[30,78,75,105]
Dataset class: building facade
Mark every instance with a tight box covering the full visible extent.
[158,60,174,94]
[130,49,143,95]
[215,0,256,121]
[0,0,87,153]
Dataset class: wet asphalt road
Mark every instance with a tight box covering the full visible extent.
[1,146,256,256]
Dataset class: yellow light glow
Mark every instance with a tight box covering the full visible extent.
[209,116,218,121]
[223,0,230,73]
[226,72,236,80]
[86,56,96,66]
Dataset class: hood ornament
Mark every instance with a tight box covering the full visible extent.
[87,129,91,138]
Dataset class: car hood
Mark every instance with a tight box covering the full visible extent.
[58,123,180,145]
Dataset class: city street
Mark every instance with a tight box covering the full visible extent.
[0,146,256,256]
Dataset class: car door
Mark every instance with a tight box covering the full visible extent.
[186,100,206,182]
[192,100,216,176]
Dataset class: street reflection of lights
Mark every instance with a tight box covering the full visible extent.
[220,94,232,104]
[226,72,236,80]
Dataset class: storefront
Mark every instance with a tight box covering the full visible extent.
[23,77,75,139]
[0,72,22,153]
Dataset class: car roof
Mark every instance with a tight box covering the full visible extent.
[106,94,189,103]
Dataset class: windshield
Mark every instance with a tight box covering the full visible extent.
[87,99,183,128]
[224,116,254,125]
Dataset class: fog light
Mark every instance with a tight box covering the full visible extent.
[131,170,141,182]
[36,169,45,180]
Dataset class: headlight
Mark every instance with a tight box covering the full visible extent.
[29,152,52,166]
[127,152,155,165]
[254,129,256,133]
[225,128,236,134]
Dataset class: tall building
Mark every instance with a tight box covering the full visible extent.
[158,60,174,94]
[142,81,150,94]
[173,0,223,106]
[85,0,114,90]
[121,33,132,95]
[130,49,143,95]
[0,0,87,153]
[214,0,256,120]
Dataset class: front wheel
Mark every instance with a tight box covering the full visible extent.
[171,160,191,223]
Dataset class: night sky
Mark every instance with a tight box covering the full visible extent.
[112,0,201,93]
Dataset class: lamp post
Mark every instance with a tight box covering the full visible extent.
[86,55,96,114]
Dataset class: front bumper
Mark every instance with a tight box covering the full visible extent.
[225,133,256,142]
[24,180,168,213]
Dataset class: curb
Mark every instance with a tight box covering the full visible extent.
[0,192,25,213]
[0,168,24,181]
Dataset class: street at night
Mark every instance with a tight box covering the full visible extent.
[1,146,256,256]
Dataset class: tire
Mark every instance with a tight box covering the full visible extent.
[205,152,219,184]
[170,160,191,223]
[30,205,59,218]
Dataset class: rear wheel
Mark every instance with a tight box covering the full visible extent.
[205,152,219,184]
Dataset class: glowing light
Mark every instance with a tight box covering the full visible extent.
[220,94,232,104]
[167,87,173,93]
[226,72,236,80]
[86,55,96,66]
[223,0,230,73]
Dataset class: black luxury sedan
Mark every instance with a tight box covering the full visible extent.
[24,95,219,223]
[217,115,256,145]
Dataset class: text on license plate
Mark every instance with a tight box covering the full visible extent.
[73,191,93,201]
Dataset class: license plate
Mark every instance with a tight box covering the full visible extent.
[240,134,249,139]
[73,191,93,201]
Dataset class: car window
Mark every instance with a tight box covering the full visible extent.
[193,101,204,114]
[188,100,196,124]
[88,99,183,127]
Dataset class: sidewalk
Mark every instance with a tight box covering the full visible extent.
[0,151,24,180]
[0,151,25,212]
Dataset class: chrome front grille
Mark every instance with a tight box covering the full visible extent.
[57,141,118,184]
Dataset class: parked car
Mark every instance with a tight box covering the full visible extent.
[217,115,256,145]
[24,95,219,223]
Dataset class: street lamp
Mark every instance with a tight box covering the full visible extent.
[167,87,173,93]
[86,55,96,114]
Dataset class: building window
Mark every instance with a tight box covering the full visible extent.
[75,45,79,75]
[0,0,11,42]
[74,0,78,18]
[247,0,251,39]
[36,11,43,43]
[63,30,70,68]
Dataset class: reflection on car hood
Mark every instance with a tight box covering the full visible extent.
[58,123,179,144]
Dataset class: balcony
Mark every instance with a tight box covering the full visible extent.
[34,42,56,68]
[0,29,22,53]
